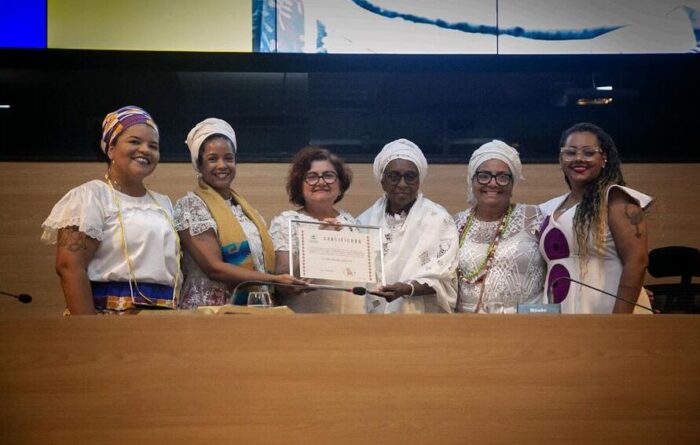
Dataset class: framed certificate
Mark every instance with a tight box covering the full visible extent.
[288,219,385,286]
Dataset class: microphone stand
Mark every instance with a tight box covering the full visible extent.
[548,276,656,313]
[230,281,367,305]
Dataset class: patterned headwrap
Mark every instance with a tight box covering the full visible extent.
[100,106,158,153]
[372,138,428,185]
[185,118,237,171]
[467,139,524,205]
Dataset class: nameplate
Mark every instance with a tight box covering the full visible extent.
[517,304,561,314]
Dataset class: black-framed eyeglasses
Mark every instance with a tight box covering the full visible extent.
[474,171,513,186]
[383,171,419,185]
[304,171,338,185]
[560,146,603,161]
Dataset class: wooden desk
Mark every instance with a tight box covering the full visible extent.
[1,314,699,444]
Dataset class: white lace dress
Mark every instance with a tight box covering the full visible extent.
[174,192,267,308]
[269,209,365,313]
[454,204,545,313]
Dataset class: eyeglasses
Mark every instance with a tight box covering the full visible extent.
[383,171,419,185]
[304,171,338,185]
[474,171,513,186]
[560,146,603,161]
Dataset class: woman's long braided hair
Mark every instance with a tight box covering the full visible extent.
[560,123,625,263]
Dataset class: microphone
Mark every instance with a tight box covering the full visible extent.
[0,290,32,304]
[230,280,367,304]
[548,276,656,313]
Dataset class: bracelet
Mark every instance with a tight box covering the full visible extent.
[405,282,415,298]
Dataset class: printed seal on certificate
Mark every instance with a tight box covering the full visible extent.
[288,219,385,288]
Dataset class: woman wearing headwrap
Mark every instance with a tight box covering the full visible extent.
[358,138,459,314]
[454,140,545,313]
[173,118,305,308]
[269,146,363,313]
[41,106,180,314]
[539,123,653,313]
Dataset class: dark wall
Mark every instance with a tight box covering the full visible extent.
[1,50,698,163]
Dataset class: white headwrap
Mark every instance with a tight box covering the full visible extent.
[467,140,524,205]
[372,138,428,185]
[185,118,237,171]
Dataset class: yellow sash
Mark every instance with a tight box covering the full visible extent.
[194,181,275,273]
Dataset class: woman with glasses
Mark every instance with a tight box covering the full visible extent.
[454,140,545,313]
[41,106,180,314]
[358,138,459,313]
[269,146,363,313]
[173,118,305,308]
[539,122,653,313]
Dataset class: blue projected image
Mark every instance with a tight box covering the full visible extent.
[0,0,46,48]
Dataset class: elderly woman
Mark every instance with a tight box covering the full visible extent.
[539,123,653,313]
[269,146,363,313]
[174,118,305,308]
[358,138,459,313]
[41,106,180,314]
[454,140,545,313]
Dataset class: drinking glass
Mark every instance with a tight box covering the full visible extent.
[247,291,272,308]
[482,299,505,314]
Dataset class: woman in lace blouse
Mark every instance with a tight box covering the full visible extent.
[269,146,363,313]
[454,140,545,313]
[358,139,459,314]
[174,118,304,308]
[41,106,180,314]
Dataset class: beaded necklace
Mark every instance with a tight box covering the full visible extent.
[457,204,514,284]
[104,173,181,306]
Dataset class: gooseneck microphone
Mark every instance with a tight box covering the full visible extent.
[230,280,367,304]
[0,290,33,304]
[548,276,656,313]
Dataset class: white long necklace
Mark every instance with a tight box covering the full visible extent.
[104,173,181,306]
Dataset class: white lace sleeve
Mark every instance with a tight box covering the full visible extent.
[40,181,105,244]
[269,212,293,251]
[453,210,469,233]
[173,193,218,237]
[522,204,545,237]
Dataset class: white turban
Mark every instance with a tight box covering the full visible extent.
[372,138,428,185]
[185,118,237,171]
[467,139,524,205]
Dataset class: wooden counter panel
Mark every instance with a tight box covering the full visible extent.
[1,315,699,444]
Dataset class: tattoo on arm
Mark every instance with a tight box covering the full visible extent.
[57,228,88,252]
[623,204,644,239]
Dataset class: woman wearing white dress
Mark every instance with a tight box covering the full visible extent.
[358,139,459,314]
[41,106,180,314]
[269,146,363,313]
[174,118,304,308]
[454,140,545,313]
[539,122,653,313]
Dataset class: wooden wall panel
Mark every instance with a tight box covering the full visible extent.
[0,162,698,316]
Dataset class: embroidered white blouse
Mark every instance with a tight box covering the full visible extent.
[40,179,179,286]
[173,192,267,308]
